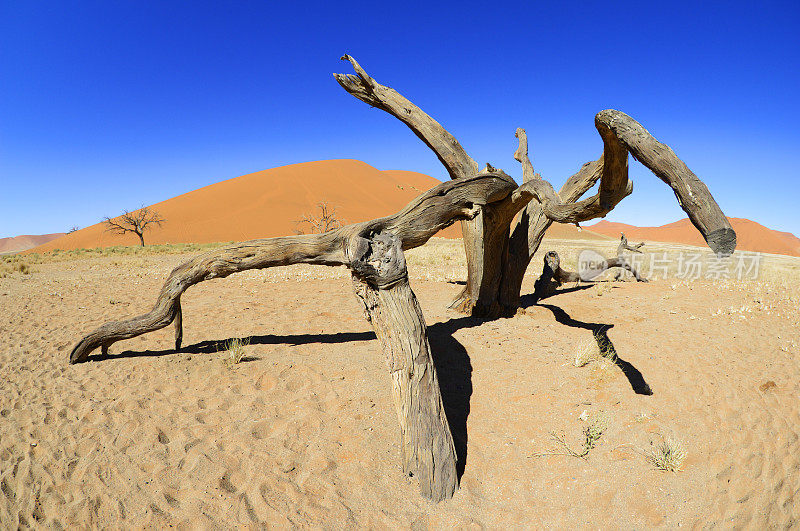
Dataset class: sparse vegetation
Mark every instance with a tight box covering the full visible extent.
[574,339,599,367]
[0,257,33,277]
[7,242,231,266]
[649,437,687,472]
[588,355,618,388]
[223,338,249,368]
[541,411,611,459]
[593,281,613,297]
[574,333,617,389]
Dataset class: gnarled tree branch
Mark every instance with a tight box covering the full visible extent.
[69,173,517,364]
[598,109,736,256]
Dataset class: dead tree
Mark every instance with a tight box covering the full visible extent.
[69,55,737,502]
[610,233,647,281]
[334,55,735,317]
[295,202,342,234]
[103,206,165,247]
[531,251,581,303]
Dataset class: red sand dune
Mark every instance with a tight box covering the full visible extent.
[33,160,456,252]
[587,218,800,257]
[0,233,65,254]
[31,160,608,253]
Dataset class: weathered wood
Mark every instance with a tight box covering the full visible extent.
[618,233,645,255]
[174,299,183,350]
[499,110,735,311]
[336,55,736,315]
[335,56,493,317]
[514,128,536,183]
[334,55,478,182]
[531,244,650,302]
[349,232,457,502]
[336,56,736,316]
[69,173,517,364]
[598,110,736,256]
[531,251,575,303]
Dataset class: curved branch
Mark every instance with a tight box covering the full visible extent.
[69,174,518,363]
[334,55,479,181]
[509,115,633,224]
[504,109,736,308]
[597,109,736,256]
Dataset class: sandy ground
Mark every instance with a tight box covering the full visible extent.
[1,239,799,528]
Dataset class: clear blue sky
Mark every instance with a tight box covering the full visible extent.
[2,1,798,237]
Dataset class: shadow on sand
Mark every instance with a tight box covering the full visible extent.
[534,302,653,396]
[86,318,485,480]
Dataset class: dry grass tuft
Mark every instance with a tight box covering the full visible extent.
[0,257,33,277]
[223,338,249,368]
[588,357,617,388]
[593,281,613,297]
[574,339,599,367]
[649,437,687,472]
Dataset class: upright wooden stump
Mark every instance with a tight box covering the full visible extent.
[349,232,458,502]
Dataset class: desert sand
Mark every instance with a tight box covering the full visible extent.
[2,237,799,528]
[588,218,800,258]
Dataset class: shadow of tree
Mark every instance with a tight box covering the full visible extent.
[87,331,377,361]
[537,303,653,396]
[428,316,486,478]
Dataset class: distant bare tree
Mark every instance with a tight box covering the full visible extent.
[67,226,80,234]
[103,206,165,247]
[295,202,342,234]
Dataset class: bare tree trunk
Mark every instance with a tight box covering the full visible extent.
[349,233,457,501]
[136,231,145,247]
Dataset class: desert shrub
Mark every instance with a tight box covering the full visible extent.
[548,411,611,459]
[649,437,687,472]
[223,338,249,367]
[574,339,599,367]
[0,257,33,277]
